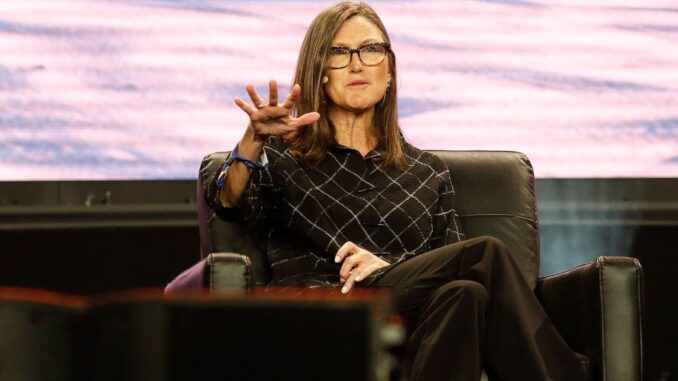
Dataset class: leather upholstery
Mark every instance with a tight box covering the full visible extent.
[536,257,644,381]
[197,152,270,286]
[166,150,644,380]
[165,253,252,294]
[206,253,252,290]
[432,151,539,289]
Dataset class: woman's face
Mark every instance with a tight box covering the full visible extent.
[324,16,391,114]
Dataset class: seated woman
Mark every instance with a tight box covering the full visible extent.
[207,2,584,380]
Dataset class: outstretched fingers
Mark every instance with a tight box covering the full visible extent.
[246,84,265,109]
[294,112,320,127]
[234,81,317,137]
[268,80,278,106]
[234,97,257,115]
[281,84,301,109]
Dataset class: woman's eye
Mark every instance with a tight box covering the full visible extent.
[330,48,348,55]
[362,45,379,52]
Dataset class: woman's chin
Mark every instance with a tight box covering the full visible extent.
[345,99,379,113]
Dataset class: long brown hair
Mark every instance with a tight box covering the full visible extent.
[289,1,407,168]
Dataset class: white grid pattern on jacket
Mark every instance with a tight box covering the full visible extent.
[209,137,464,286]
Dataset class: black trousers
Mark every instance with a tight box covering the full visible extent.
[362,236,584,381]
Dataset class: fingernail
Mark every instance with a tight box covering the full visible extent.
[334,256,340,263]
[355,276,361,281]
[341,287,348,294]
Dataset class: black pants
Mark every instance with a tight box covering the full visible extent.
[362,236,584,381]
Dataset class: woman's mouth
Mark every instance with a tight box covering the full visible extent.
[347,80,369,87]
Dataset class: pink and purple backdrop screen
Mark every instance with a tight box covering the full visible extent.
[2,0,677,180]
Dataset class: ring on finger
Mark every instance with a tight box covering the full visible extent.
[256,102,267,109]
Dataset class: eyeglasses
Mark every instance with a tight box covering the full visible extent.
[328,42,391,69]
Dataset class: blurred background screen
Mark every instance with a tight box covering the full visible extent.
[2,0,677,180]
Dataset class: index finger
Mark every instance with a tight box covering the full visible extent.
[341,271,358,294]
[335,241,357,263]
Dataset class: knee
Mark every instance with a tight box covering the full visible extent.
[466,235,510,259]
[438,280,489,307]
[474,235,506,250]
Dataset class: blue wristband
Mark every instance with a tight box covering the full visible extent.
[216,143,267,187]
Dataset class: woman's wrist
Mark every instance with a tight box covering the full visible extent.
[237,125,266,161]
[247,123,269,143]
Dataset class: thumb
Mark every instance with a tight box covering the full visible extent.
[295,112,320,127]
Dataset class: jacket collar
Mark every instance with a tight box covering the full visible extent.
[331,142,383,161]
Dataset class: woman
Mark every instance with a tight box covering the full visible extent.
[208,2,584,380]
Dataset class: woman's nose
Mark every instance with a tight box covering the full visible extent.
[348,51,362,72]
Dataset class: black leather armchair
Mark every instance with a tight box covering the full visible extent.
[166,150,644,381]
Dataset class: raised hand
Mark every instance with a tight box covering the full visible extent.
[234,80,320,142]
[335,241,390,294]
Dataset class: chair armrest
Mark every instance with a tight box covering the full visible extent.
[535,256,644,381]
[205,253,252,290]
[164,253,252,294]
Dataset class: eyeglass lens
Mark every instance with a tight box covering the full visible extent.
[329,44,387,69]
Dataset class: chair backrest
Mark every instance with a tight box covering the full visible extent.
[197,150,540,289]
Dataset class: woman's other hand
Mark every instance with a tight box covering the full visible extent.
[235,80,320,142]
[335,241,389,294]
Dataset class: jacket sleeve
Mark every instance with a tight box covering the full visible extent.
[204,138,285,225]
[429,163,465,249]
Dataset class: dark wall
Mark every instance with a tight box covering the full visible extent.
[1,178,677,380]
[0,226,199,295]
[0,180,199,294]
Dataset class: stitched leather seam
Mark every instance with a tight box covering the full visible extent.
[538,260,591,281]
[208,255,215,292]
[459,213,537,223]
[635,259,643,379]
[598,257,607,381]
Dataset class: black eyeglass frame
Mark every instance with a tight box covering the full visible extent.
[327,42,392,70]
